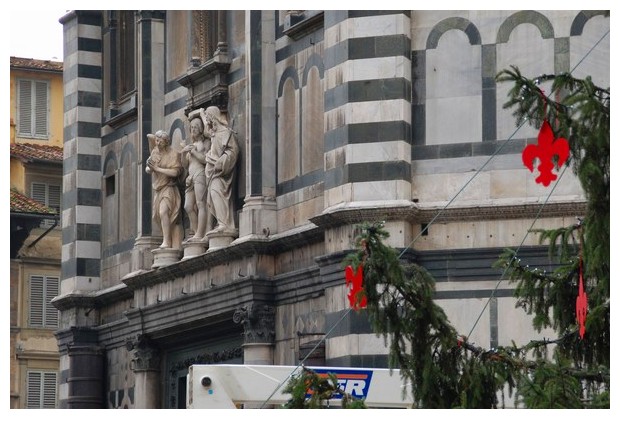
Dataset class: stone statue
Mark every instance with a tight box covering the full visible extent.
[146,130,183,249]
[181,111,210,242]
[201,106,239,236]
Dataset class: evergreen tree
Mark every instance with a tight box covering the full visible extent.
[283,68,608,409]
[494,66,609,407]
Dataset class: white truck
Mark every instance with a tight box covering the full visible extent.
[186,364,414,408]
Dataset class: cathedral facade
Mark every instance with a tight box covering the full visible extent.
[54,10,609,408]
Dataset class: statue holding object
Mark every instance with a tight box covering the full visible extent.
[201,106,239,237]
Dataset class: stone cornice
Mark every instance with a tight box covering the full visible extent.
[415,200,587,223]
[16,350,60,361]
[51,292,97,312]
[309,199,587,228]
[51,283,133,312]
[121,223,323,288]
[120,276,274,345]
[176,55,231,88]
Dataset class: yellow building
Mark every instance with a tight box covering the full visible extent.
[10,57,63,409]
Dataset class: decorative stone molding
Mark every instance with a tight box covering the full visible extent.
[310,200,587,229]
[128,334,161,372]
[168,347,243,373]
[176,57,230,114]
[233,304,276,344]
[121,224,322,287]
[283,10,324,40]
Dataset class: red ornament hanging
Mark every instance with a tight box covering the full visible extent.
[522,119,570,186]
[576,257,588,339]
[576,266,587,339]
[345,265,366,310]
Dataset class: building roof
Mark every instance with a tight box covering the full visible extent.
[10,56,63,72]
[10,142,63,163]
[10,189,57,215]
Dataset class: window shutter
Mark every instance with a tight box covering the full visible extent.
[18,80,33,136]
[26,371,57,408]
[31,183,47,205]
[34,81,49,137]
[42,372,57,408]
[30,275,44,327]
[45,276,59,328]
[16,79,49,138]
[31,182,60,228]
[26,372,42,408]
[48,184,61,214]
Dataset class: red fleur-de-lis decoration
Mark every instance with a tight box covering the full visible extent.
[522,119,570,186]
[345,265,366,310]
[576,261,588,339]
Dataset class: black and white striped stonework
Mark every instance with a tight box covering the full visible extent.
[61,11,103,296]
[323,11,412,202]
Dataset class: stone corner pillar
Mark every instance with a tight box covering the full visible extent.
[56,327,105,409]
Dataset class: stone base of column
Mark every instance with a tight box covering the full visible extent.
[206,230,237,251]
[182,240,208,260]
[151,248,182,268]
[242,342,274,365]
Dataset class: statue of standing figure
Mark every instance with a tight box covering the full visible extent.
[181,111,210,242]
[200,106,239,236]
[145,130,183,249]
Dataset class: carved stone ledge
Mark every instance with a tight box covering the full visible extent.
[51,292,97,312]
[52,283,134,312]
[309,200,418,228]
[415,200,588,223]
[121,224,322,288]
[283,10,324,40]
[309,200,587,229]
[176,55,231,114]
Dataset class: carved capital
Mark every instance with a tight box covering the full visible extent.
[233,304,275,344]
[128,334,161,372]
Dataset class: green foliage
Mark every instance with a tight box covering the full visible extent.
[281,367,367,409]
[496,66,610,293]
[495,67,610,405]
[278,65,609,410]
[331,67,609,409]
[345,222,515,408]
